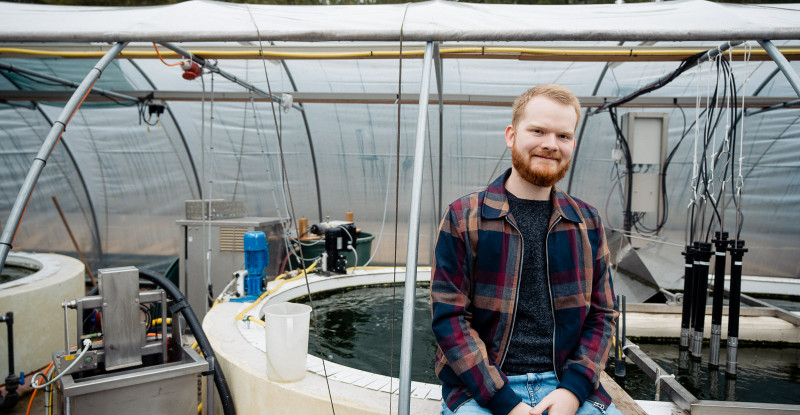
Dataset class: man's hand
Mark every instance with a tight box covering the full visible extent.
[508,402,535,415]
[529,388,580,415]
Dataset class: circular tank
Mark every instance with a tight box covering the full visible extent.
[0,252,84,377]
[203,268,441,415]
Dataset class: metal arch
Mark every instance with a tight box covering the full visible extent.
[127,59,202,199]
[566,43,621,194]
[758,40,800,98]
[276,58,324,222]
[0,68,104,259]
[0,41,128,275]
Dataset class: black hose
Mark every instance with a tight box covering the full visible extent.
[136,269,236,415]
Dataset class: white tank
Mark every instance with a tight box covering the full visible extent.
[0,252,84,376]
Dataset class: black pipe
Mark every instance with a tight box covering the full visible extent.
[726,240,747,378]
[136,271,236,415]
[615,295,627,379]
[680,245,695,349]
[691,242,712,360]
[614,295,624,378]
[709,232,729,367]
[0,312,20,410]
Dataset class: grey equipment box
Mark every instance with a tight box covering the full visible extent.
[54,347,207,415]
[177,217,286,321]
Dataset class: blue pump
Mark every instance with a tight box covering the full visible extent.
[243,231,268,297]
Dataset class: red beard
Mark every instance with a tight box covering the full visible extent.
[511,145,571,188]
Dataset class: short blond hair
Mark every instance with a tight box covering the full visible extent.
[511,84,582,129]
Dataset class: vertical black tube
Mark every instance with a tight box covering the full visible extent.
[726,240,747,378]
[709,231,729,367]
[0,312,20,411]
[680,245,695,349]
[614,295,626,378]
[691,242,712,359]
[3,312,13,374]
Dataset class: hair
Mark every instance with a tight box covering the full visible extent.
[511,84,582,129]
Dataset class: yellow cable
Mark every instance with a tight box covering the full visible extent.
[1,46,793,60]
[234,261,318,322]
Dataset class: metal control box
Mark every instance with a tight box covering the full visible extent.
[176,217,286,321]
[621,112,669,215]
[55,347,206,415]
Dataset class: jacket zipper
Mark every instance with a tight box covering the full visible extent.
[499,216,523,368]
[545,216,561,381]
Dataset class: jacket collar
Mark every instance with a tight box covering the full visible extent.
[481,168,583,224]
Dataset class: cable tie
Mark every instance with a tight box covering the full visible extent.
[168,299,190,314]
[201,368,216,377]
[622,344,639,352]
[656,373,675,385]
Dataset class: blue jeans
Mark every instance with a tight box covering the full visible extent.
[440,371,622,415]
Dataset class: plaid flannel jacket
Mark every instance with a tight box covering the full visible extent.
[431,169,618,415]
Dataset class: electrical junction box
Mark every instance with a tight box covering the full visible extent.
[620,112,669,214]
[176,216,286,321]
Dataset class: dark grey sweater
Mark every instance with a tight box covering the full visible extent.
[502,192,555,376]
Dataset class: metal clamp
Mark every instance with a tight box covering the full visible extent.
[622,344,639,352]
[654,367,675,401]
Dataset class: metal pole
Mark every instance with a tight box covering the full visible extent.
[433,42,444,223]
[615,295,627,378]
[709,231,729,367]
[161,43,297,109]
[758,40,800,98]
[0,42,128,276]
[398,41,434,415]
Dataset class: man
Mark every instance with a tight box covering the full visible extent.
[431,84,620,415]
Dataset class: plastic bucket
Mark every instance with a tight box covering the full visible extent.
[262,302,312,382]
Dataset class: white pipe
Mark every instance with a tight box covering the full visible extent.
[398,41,434,415]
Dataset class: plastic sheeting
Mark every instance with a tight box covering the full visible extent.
[0,2,799,279]
[1,0,800,42]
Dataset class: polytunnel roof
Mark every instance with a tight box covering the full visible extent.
[0,0,800,42]
[0,0,799,282]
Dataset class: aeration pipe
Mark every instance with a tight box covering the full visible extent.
[691,242,712,359]
[709,232,729,367]
[160,42,324,223]
[398,41,434,415]
[680,245,695,349]
[0,42,128,276]
[726,240,747,378]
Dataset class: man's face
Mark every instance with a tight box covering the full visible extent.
[504,96,577,188]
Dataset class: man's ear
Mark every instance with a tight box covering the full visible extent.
[573,139,577,148]
[504,125,515,149]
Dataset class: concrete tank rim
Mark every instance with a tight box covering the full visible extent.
[0,251,64,290]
